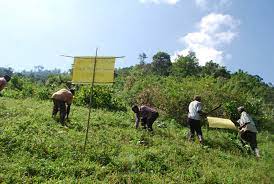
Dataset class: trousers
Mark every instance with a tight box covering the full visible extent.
[142,112,159,131]
[240,131,258,151]
[52,98,66,124]
[188,118,203,141]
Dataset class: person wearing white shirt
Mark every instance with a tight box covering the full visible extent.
[187,96,206,144]
[237,106,260,158]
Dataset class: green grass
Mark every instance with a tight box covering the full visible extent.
[0,97,273,183]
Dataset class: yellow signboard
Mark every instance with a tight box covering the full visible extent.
[72,57,115,84]
[207,117,237,130]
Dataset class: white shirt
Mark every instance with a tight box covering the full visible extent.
[237,111,257,133]
[188,100,202,120]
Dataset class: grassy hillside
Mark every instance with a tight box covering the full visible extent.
[0,97,273,183]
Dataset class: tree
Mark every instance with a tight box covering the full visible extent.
[138,53,147,66]
[171,52,201,77]
[34,65,44,72]
[0,67,13,76]
[151,52,172,76]
[201,61,230,79]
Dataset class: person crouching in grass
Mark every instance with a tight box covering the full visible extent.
[132,105,159,131]
[51,88,75,126]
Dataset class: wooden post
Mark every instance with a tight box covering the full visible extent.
[59,52,125,152]
[83,48,98,152]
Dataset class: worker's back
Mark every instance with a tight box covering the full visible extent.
[0,77,7,91]
[52,89,73,104]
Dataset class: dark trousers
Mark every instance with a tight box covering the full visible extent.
[142,112,159,131]
[240,131,258,151]
[188,118,203,141]
[52,99,66,125]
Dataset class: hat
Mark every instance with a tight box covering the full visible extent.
[237,106,245,112]
[194,95,201,101]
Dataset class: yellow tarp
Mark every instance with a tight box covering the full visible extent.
[207,117,237,130]
[72,57,115,84]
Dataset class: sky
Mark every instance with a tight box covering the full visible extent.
[0,0,273,83]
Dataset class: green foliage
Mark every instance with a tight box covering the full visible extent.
[0,98,273,183]
[151,51,172,76]
[19,66,62,83]
[45,74,71,89]
[171,54,231,79]
[4,73,126,111]
[3,57,274,132]
[74,85,126,111]
[4,75,51,100]
[201,61,231,79]
[138,52,147,65]
[0,67,13,76]
[171,53,201,78]
[36,87,52,100]
[120,74,273,130]
[1,57,274,182]
[9,75,24,91]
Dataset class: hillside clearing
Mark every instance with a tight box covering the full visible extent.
[0,97,273,183]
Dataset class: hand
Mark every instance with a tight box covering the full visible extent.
[200,112,207,117]
[198,111,207,117]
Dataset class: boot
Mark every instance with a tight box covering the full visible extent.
[254,148,260,158]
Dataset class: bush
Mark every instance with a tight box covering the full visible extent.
[36,87,51,100]
[120,74,272,129]
[74,85,126,111]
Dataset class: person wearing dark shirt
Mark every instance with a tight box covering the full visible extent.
[132,105,159,131]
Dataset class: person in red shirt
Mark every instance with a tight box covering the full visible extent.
[132,105,159,131]
[0,75,11,93]
[51,88,75,125]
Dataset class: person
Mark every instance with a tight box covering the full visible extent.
[132,105,159,131]
[187,96,206,144]
[237,106,260,158]
[0,75,11,93]
[51,88,75,126]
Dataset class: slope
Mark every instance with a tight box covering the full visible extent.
[0,98,273,183]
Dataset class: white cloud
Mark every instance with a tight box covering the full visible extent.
[173,13,240,65]
[139,0,180,5]
[195,0,232,11]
